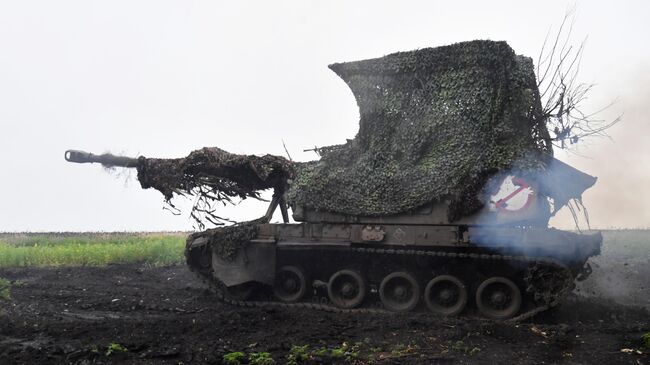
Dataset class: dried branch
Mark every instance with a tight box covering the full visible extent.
[537,9,621,149]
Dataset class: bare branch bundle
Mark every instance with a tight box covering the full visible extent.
[537,9,621,149]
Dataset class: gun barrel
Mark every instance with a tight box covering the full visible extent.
[64,150,139,168]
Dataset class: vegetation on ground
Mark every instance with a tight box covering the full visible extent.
[248,352,276,365]
[105,342,128,356]
[285,340,424,364]
[0,233,185,267]
[222,351,246,365]
[286,345,310,365]
[222,351,277,365]
[0,277,11,300]
[642,332,650,349]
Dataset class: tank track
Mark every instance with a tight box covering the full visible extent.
[186,244,574,322]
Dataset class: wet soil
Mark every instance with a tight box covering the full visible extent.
[0,264,648,365]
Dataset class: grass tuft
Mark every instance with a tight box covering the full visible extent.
[249,352,276,365]
[0,278,11,300]
[223,351,246,365]
[105,342,128,356]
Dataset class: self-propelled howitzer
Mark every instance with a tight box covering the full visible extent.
[66,40,602,320]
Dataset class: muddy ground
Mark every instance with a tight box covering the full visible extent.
[0,264,648,365]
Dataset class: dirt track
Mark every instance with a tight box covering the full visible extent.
[0,264,648,365]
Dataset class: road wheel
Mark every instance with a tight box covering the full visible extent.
[475,277,522,319]
[274,265,308,303]
[379,272,420,312]
[327,269,366,309]
[424,275,467,316]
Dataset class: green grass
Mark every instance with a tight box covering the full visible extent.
[105,342,129,356]
[223,351,246,365]
[248,352,276,365]
[0,233,186,267]
[0,278,11,300]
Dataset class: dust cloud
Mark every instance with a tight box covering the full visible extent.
[551,68,650,229]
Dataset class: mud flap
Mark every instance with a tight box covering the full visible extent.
[212,242,276,287]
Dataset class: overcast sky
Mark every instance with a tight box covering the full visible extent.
[1,0,648,231]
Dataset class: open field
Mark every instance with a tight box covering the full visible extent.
[0,230,648,364]
[0,232,186,267]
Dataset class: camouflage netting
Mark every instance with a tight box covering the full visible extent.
[135,147,293,225]
[187,220,260,261]
[133,41,555,227]
[287,40,552,221]
[137,147,293,199]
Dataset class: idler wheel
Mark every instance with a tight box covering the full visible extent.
[424,275,467,316]
[327,269,366,309]
[475,277,522,319]
[274,265,308,303]
[379,272,420,312]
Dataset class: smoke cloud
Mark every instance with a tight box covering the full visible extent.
[551,67,650,229]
